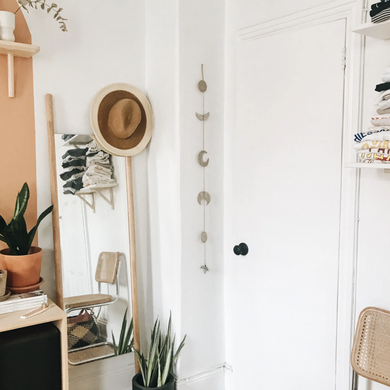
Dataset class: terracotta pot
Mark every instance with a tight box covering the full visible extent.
[0,247,42,288]
[132,373,174,390]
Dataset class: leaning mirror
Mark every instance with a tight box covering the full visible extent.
[53,133,133,365]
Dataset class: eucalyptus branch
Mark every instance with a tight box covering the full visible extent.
[14,0,68,32]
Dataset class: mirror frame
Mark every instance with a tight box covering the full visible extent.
[45,94,140,368]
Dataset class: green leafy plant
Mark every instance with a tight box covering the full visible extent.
[15,0,68,32]
[0,183,53,255]
[134,312,186,388]
[112,308,134,356]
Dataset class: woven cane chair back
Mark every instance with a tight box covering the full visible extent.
[95,252,120,284]
[351,307,390,387]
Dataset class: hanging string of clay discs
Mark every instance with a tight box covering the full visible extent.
[196,64,210,274]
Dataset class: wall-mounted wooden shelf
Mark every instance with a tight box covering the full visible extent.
[353,19,390,40]
[76,183,118,212]
[0,40,40,98]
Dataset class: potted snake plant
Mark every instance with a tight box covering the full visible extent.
[132,313,186,390]
[0,182,53,292]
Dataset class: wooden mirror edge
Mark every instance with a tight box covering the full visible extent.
[45,93,64,309]
[125,156,140,373]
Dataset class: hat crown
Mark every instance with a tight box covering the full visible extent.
[108,99,142,139]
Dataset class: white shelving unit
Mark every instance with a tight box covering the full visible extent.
[353,19,390,40]
[345,162,390,171]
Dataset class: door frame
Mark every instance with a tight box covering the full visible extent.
[224,1,366,389]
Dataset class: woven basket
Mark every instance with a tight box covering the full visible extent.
[351,307,390,387]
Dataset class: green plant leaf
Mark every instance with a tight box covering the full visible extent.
[173,334,187,361]
[13,183,29,221]
[26,204,53,251]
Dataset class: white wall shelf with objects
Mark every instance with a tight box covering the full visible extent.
[352,19,390,40]
[0,299,68,390]
[75,183,118,212]
[0,40,40,98]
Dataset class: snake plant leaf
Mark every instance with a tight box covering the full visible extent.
[134,349,147,385]
[122,317,133,354]
[173,334,187,361]
[26,205,54,251]
[157,355,162,387]
[161,338,173,384]
[13,182,29,221]
[112,331,118,355]
[0,215,7,234]
[118,309,127,354]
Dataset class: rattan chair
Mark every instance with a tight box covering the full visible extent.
[351,306,390,389]
[64,252,121,365]
[64,251,121,315]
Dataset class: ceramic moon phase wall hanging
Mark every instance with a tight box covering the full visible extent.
[197,64,210,274]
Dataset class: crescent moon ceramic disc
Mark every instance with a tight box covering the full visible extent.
[195,112,210,121]
[198,150,209,167]
[197,191,211,205]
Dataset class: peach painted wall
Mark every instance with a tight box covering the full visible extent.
[0,0,37,250]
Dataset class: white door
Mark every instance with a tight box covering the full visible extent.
[230,19,346,389]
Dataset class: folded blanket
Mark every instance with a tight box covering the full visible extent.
[353,127,390,142]
[377,107,390,114]
[375,82,390,92]
[370,0,390,17]
[374,89,390,105]
[357,149,390,163]
[353,139,390,150]
[372,7,390,23]
[62,148,87,160]
[86,140,103,155]
[371,114,390,126]
[62,159,86,169]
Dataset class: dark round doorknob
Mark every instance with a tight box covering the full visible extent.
[233,243,249,256]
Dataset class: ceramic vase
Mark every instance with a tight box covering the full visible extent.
[0,270,7,296]
[0,247,42,292]
[132,374,175,390]
[0,11,15,42]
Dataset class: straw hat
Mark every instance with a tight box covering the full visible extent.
[90,83,153,156]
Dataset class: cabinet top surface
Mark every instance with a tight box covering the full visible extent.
[0,299,65,332]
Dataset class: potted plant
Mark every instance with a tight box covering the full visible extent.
[132,313,186,390]
[112,308,134,356]
[0,182,53,292]
[0,0,67,41]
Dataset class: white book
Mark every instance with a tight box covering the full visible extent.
[0,290,47,315]
[0,290,45,306]
[0,301,46,315]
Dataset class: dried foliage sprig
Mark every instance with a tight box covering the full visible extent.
[15,0,68,32]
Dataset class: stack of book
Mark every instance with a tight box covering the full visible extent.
[0,290,47,315]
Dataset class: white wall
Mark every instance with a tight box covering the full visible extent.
[28,0,226,389]
[27,1,146,388]
[145,0,226,387]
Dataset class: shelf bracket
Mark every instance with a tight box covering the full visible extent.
[76,193,95,213]
[8,54,14,98]
[94,188,115,209]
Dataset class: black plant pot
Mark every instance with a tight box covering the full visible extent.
[132,373,175,390]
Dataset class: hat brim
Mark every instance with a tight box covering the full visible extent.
[90,83,153,157]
